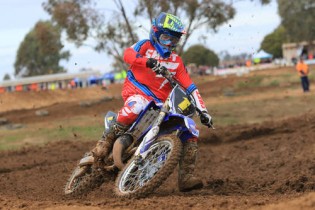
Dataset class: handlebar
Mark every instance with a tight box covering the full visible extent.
[157,66,215,129]
[158,66,176,86]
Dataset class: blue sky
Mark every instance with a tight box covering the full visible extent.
[0,0,280,80]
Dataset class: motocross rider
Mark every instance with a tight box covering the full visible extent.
[92,12,213,192]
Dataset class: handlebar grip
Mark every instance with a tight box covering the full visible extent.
[200,113,207,123]
[159,66,168,76]
[200,113,214,129]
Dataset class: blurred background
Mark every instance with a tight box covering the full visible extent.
[1,2,315,209]
[1,0,313,91]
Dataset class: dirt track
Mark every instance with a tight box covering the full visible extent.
[1,74,315,209]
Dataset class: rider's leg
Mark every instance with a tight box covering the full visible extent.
[92,95,149,158]
[178,137,203,192]
[92,122,129,158]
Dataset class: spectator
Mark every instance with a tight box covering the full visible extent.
[296,57,310,92]
[0,87,5,93]
[15,85,23,92]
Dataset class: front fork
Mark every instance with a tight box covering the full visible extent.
[133,97,171,163]
[134,110,167,159]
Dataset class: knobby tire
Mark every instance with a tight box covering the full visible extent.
[114,134,182,198]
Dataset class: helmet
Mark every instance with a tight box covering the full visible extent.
[150,12,186,58]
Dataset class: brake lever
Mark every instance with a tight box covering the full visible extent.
[208,123,215,129]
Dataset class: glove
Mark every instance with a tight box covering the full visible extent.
[146,58,159,68]
[146,58,162,74]
[200,111,213,127]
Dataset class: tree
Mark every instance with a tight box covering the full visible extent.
[260,0,271,4]
[260,25,289,58]
[134,0,235,55]
[43,0,275,70]
[230,0,271,5]
[277,0,315,43]
[253,0,271,4]
[14,21,70,77]
[218,51,251,67]
[43,0,139,70]
[43,0,235,69]
[3,73,11,81]
[182,44,219,67]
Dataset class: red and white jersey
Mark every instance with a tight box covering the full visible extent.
[122,39,198,105]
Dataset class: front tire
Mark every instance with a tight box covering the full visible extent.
[114,134,182,198]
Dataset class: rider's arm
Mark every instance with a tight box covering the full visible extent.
[175,60,213,126]
[123,40,151,67]
[175,60,208,113]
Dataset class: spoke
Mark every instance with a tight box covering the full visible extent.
[119,140,173,193]
[124,171,142,191]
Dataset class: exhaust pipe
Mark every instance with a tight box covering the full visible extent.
[113,134,133,170]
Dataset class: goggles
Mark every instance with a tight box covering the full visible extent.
[159,33,180,46]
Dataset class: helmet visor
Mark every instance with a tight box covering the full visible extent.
[159,33,180,46]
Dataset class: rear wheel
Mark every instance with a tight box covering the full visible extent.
[115,134,182,198]
[64,154,105,196]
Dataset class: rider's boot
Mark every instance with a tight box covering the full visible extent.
[178,140,204,192]
[91,122,129,159]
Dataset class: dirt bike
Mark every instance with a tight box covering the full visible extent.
[64,66,213,198]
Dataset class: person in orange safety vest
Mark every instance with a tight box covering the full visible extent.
[295,57,310,92]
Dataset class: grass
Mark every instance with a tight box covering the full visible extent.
[268,80,280,87]
[0,116,104,151]
[43,125,103,141]
[236,72,300,90]
[1,68,315,150]
[236,75,264,88]
[0,133,23,150]
[209,89,315,126]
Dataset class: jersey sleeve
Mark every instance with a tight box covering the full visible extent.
[174,58,196,94]
[174,58,208,113]
[123,39,150,67]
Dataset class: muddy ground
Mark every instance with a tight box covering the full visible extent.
[0,70,315,210]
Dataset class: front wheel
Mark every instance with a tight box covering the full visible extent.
[114,134,182,198]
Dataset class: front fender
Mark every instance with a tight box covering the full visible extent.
[135,112,199,157]
[163,113,199,138]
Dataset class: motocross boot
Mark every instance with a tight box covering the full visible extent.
[92,122,129,159]
[178,141,204,192]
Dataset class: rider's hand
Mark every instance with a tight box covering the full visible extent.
[146,58,162,74]
[200,111,213,127]
[146,58,159,68]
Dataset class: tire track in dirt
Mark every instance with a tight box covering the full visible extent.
[1,68,314,209]
[1,113,314,209]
